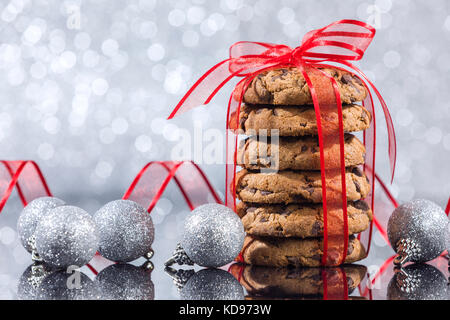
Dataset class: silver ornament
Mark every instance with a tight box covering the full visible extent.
[179,268,244,300]
[93,200,154,262]
[166,203,245,268]
[95,263,154,300]
[35,206,99,269]
[37,270,100,300]
[17,263,54,300]
[387,264,447,300]
[387,199,448,265]
[17,197,65,253]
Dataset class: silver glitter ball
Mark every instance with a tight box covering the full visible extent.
[182,203,245,267]
[387,264,447,300]
[93,200,154,262]
[37,270,100,300]
[388,199,448,263]
[180,268,244,300]
[35,206,99,269]
[17,264,54,300]
[17,197,66,253]
[95,263,154,300]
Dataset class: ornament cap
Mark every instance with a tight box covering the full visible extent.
[28,236,43,263]
[393,238,421,266]
[165,243,194,267]
[164,266,195,291]
[394,267,421,293]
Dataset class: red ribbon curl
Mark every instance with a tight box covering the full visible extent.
[168,19,397,266]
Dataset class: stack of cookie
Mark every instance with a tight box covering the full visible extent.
[234,67,373,267]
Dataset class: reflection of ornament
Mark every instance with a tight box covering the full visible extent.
[17,263,54,300]
[446,223,450,256]
[35,206,99,269]
[95,263,154,300]
[165,204,245,268]
[17,197,65,253]
[37,270,100,300]
[387,264,447,300]
[94,200,154,263]
[166,267,244,300]
[387,199,448,265]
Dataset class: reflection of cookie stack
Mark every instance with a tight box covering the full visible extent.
[229,264,367,300]
[234,67,372,267]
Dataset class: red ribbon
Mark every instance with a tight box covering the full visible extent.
[168,19,397,266]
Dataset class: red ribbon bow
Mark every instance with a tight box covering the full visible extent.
[169,19,396,266]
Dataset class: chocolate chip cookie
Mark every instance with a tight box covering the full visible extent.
[236,167,370,204]
[237,200,372,238]
[242,67,367,105]
[234,103,371,136]
[237,134,366,170]
[229,264,367,298]
[240,235,366,267]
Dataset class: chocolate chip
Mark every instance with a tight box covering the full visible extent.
[310,254,321,262]
[306,187,315,196]
[259,217,268,223]
[347,243,354,255]
[260,190,273,196]
[286,256,299,266]
[352,167,363,177]
[246,207,257,213]
[352,200,369,211]
[311,221,322,236]
[311,146,318,153]
[301,145,308,152]
[341,74,353,85]
[353,75,363,86]
[247,188,257,194]
[354,181,361,193]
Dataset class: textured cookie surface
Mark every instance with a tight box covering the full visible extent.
[237,200,372,238]
[236,168,370,204]
[241,235,366,267]
[243,67,367,105]
[229,264,367,298]
[237,134,366,170]
[235,104,371,136]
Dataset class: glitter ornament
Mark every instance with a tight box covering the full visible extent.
[37,270,100,300]
[387,199,448,265]
[95,263,154,300]
[93,200,154,263]
[179,268,244,300]
[17,197,66,253]
[387,264,447,300]
[17,263,55,300]
[35,206,99,269]
[165,203,245,268]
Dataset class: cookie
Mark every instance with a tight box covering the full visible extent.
[229,264,367,298]
[237,134,366,170]
[235,167,371,204]
[240,235,366,267]
[233,104,371,136]
[242,67,367,105]
[237,200,372,238]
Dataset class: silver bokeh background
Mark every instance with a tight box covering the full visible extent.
[0,0,449,299]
